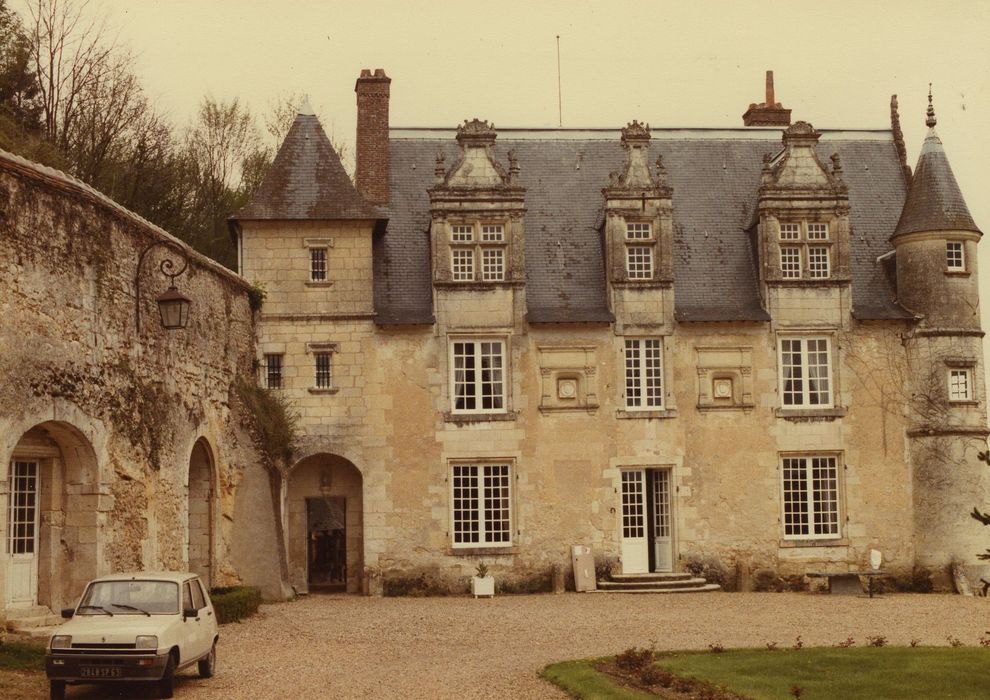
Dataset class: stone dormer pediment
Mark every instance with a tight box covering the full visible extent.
[760,121,847,199]
[434,119,521,192]
[603,121,672,199]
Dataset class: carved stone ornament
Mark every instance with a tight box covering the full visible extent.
[456,118,497,144]
[621,120,651,143]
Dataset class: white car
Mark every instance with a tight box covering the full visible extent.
[45,572,219,699]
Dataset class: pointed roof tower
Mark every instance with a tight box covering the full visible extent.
[232,101,382,221]
[893,89,980,238]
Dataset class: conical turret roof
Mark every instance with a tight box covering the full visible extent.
[232,108,382,221]
[893,123,980,238]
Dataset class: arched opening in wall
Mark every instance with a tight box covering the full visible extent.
[187,438,215,586]
[287,454,363,594]
[3,422,99,614]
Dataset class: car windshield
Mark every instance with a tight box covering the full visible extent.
[77,580,179,615]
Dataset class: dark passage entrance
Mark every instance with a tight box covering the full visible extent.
[306,497,347,590]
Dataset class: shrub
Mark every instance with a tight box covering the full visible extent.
[209,586,262,624]
[615,646,654,672]
[866,635,888,648]
[880,566,934,593]
[708,641,725,653]
[383,566,458,596]
[683,553,733,590]
[639,664,674,687]
[753,569,806,592]
[947,635,963,648]
[496,567,553,595]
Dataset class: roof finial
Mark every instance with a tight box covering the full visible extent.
[298,94,316,116]
[926,83,937,128]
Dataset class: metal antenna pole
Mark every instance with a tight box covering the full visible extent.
[556,35,562,127]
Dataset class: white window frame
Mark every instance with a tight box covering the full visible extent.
[778,221,831,279]
[263,353,283,390]
[778,336,833,409]
[781,454,841,540]
[780,246,802,279]
[624,338,664,410]
[626,245,654,280]
[808,246,830,279]
[948,368,973,402]
[625,222,652,240]
[451,224,474,243]
[481,248,505,282]
[450,339,507,414]
[946,241,965,271]
[451,248,475,281]
[449,222,508,283]
[450,462,513,548]
[779,223,800,240]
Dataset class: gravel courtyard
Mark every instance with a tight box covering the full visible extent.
[49,592,990,699]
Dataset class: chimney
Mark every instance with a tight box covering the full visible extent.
[355,68,391,205]
[742,70,791,127]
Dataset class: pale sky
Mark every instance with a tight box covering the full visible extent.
[59,0,990,339]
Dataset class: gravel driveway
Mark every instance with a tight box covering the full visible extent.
[51,592,990,699]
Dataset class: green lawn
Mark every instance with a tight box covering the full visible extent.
[544,647,990,700]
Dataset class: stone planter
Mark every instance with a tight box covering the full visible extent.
[471,575,495,598]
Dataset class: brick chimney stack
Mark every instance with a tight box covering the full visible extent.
[742,70,791,127]
[355,68,391,205]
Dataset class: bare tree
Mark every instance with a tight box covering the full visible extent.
[22,0,116,148]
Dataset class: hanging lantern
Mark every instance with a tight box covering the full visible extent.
[156,285,192,330]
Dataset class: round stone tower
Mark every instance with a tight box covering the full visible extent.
[891,92,988,586]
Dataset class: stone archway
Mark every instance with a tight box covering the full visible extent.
[187,437,215,586]
[287,454,363,594]
[3,421,99,613]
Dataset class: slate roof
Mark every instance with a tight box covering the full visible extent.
[381,128,913,324]
[233,113,382,221]
[893,128,981,238]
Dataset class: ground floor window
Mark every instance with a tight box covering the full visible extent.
[451,463,512,547]
[781,455,840,539]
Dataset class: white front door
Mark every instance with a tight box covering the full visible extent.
[620,469,649,574]
[6,460,40,607]
[651,469,673,572]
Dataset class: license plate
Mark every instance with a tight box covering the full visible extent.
[80,666,122,678]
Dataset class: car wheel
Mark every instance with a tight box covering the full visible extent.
[159,654,176,699]
[49,680,66,700]
[198,642,217,678]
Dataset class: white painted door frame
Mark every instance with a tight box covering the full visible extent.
[620,469,649,574]
[651,468,673,572]
[6,460,40,607]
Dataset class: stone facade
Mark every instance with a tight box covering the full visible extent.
[0,150,284,624]
[231,73,988,595]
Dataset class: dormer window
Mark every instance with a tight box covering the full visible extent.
[625,222,655,280]
[448,222,507,283]
[778,221,831,280]
[946,241,965,271]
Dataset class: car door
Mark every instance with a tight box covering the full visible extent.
[189,578,212,658]
[194,578,218,641]
[181,580,205,662]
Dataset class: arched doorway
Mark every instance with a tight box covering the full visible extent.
[287,454,363,593]
[3,422,99,613]
[187,438,214,585]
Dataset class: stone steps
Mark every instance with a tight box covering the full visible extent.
[7,625,58,642]
[591,583,722,594]
[594,572,721,594]
[5,606,61,633]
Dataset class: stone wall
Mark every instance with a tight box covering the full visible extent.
[0,150,284,615]
[241,215,962,594]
